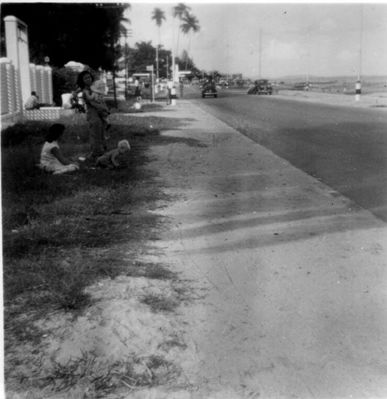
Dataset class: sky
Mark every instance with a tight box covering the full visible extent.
[125,2,387,79]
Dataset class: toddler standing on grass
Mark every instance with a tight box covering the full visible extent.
[39,123,79,174]
[96,140,131,169]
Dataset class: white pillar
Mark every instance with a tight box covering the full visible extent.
[174,64,179,84]
[355,80,361,102]
[45,66,53,105]
[171,86,176,106]
[35,65,44,100]
[29,63,37,93]
[4,16,31,106]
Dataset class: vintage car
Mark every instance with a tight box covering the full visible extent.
[247,79,273,95]
[201,81,218,98]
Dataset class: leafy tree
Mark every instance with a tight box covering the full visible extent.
[100,4,130,105]
[151,7,166,80]
[158,47,173,79]
[180,12,200,70]
[129,41,156,75]
[126,41,173,80]
[173,3,190,62]
[51,67,79,106]
[0,3,129,70]
[175,51,199,80]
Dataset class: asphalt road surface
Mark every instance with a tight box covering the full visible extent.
[185,89,387,222]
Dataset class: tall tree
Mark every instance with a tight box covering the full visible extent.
[180,12,200,70]
[151,7,166,80]
[158,47,172,79]
[98,3,130,106]
[0,3,129,70]
[173,3,190,64]
[126,41,171,79]
[175,51,199,79]
[130,41,156,74]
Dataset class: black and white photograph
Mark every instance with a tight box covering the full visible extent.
[1,1,387,398]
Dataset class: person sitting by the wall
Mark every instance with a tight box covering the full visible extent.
[39,123,79,175]
[25,91,40,110]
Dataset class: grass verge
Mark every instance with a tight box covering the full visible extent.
[2,100,204,396]
[1,100,196,325]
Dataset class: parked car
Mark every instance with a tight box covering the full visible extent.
[202,81,218,98]
[247,79,273,95]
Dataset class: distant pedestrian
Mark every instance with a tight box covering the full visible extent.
[179,80,184,98]
[167,80,173,104]
[77,71,107,160]
[134,78,142,101]
[39,123,79,174]
[96,139,131,169]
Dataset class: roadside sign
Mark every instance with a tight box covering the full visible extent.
[146,65,154,72]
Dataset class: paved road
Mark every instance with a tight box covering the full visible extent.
[185,89,387,222]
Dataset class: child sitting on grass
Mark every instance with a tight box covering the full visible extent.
[96,139,131,169]
[39,123,79,175]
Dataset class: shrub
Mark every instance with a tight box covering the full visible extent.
[52,67,79,106]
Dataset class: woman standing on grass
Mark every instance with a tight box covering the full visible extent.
[77,70,107,161]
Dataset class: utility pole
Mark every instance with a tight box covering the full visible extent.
[258,29,262,78]
[305,26,311,91]
[356,5,364,101]
[172,10,176,83]
[123,29,133,100]
[156,44,159,81]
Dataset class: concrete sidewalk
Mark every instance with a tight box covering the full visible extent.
[138,100,387,398]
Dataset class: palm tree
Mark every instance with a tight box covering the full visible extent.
[102,4,131,106]
[173,3,191,63]
[180,12,200,70]
[151,7,166,80]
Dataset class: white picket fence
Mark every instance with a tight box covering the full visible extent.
[1,58,55,126]
[1,57,21,118]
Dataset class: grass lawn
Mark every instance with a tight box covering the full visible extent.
[2,98,212,398]
[1,101,183,340]
[2,97,212,398]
